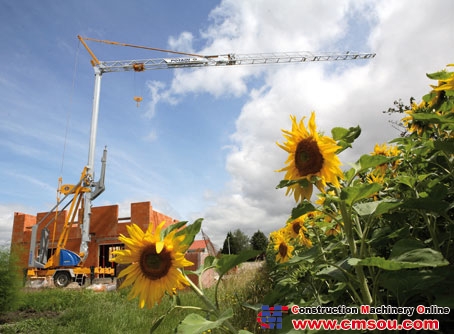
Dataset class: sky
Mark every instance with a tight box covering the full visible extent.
[1,0,453,249]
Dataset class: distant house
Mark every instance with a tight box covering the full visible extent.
[188,239,209,253]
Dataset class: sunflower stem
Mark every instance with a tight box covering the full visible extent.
[313,227,327,262]
[339,201,373,306]
[339,202,357,256]
[182,271,238,333]
[173,305,212,313]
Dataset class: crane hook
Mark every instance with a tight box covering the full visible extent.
[133,96,143,107]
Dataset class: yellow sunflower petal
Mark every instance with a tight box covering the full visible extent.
[155,241,164,254]
[114,220,194,309]
[126,224,145,242]
[277,112,343,202]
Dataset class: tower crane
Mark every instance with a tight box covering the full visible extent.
[27,35,375,287]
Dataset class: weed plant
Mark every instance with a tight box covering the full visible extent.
[0,247,22,314]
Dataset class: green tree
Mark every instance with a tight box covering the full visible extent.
[250,230,268,251]
[232,229,250,252]
[221,229,250,254]
[250,230,268,260]
[221,231,236,254]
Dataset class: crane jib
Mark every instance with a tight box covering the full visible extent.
[97,52,376,73]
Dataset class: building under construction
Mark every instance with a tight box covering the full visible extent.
[11,201,215,286]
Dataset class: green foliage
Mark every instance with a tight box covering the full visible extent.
[221,229,250,254]
[221,232,235,254]
[214,250,261,277]
[0,247,23,314]
[269,63,454,331]
[331,125,361,152]
[174,218,203,251]
[0,269,267,334]
[165,249,261,333]
[250,230,268,254]
[177,309,234,333]
[0,288,210,333]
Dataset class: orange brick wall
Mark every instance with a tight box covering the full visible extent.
[11,201,179,270]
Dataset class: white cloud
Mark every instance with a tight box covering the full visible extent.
[0,204,35,246]
[158,0,454,245]
[203,0,350,53]
[168,31,195,54]
[143,129,158,142]
[169,66,252,98]
[144,80,166,119]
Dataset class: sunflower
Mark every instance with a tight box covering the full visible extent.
[370,143,401,176]
[325,223,342,237]
[285,216,312,248]
[402,102,431,136]
[112,222,193,309]
[270,230,294,263]
[366,169,385,185]
[277,112,344,202]
[285,217,305,238]
[371,143,400,158]
[315,190,336,206]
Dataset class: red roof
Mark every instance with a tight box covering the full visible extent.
[188,239,207,251]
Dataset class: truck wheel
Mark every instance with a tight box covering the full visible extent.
[54,271,71,288]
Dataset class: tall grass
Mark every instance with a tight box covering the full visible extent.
[0,262,270,334]
[0,246,23,314]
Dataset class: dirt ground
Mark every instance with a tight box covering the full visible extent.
[0,309,60,325]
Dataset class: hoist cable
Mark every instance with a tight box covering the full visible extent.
[60,40,80,177]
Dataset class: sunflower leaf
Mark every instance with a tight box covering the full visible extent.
[357,154,389,173]
[434,139,454,154]
[340,183,382,206]
[411,112,454,124]
[426,70,452,80]
[276,178,310,189]
[291,201,316,219]
[161,221,187,239]
[186,255,217,277]
[177,308,234,333]
[332,125,361,153]
[175,218,203,251]
[422,91,437,103]
[216,250,261,277]
[353,199,402,217]
[354,248,448,270]
[402,197,450,212]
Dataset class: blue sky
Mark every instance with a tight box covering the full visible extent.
[1,0,453,247]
